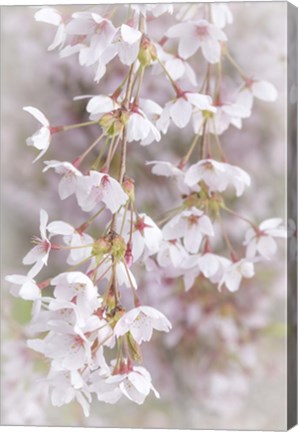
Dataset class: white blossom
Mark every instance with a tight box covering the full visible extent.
[47,368,91,417]
[92,364,160,405]
[47,220,93,265]
[5,266,41,301]
[162,207,214,253]
[237,79,278,110]
[185,159,251,197]
[157,92,214,132]
[86,95,120,121]
[22,209,52,274]
[23,107,51,162]
[130,4,173,18]
[219,258,255,292]
[166,19,227,63]
[50,272,99,316]
[157,239,189,269]
[116,211,162,262]
[115,24,142,66]
[192,102,250,135]
[76,171,128,213]
[127,109,161,145]
[27,315,102,371]
[244,218,286,260]
[114,306,172,343]
[211,4,233,29]
[65,12,117,67]
[43,160,83,200]
[153,44,197,86]
[34,7,66,51]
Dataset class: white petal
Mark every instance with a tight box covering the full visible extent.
[259,218,283,231]
[240,261,255,278]
[184,226,202,253]
[201,38,221,64]
[19,280,41,300]
[186,92,213,109]
[179,36,200,59]
[48,24,66,51]
[22,245,44,265]
[224,269,242,292]
[257,236,277,259]
[102,177,128,214]
[23,106,49,126]
[165,58,185,81]
[120,24,142,44]
[198,254,219,278]
[252,81,277,102]
[166,22,195,38]
[87,95,116,115]
[40,209,49,239]
[170,98,192,128]
[47,221,74,236]
[35,7,61,25]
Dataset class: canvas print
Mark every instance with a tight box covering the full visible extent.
[1,2,296,430]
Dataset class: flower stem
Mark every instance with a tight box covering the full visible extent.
[133,65,145,105]
[92,136,110,170]
[222,206,259,230]
[218,213,238,259]
[74,131,105,167]
[156,57,179,94]
[225,51,247,80]
[61,120,99,132]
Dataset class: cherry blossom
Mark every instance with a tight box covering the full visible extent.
[244,218,286,260]
[115,24,142,66]
[116,211,162,262]
[86,95,120,121]
[43,160,83,200]
[47,369,91,417]
[237,79,278,110]
[166,19,227,63]
[23,107,51,162]
[130,4,173,18]
[76,171,128,213]
[5,3,286,421]
[50,272,99,314]
[22,209,52,274]
[162,207,214,254]
[5,266,41,301]
[66,12,117,67]
[47,220,93,265]
[192,102,250,135]
[157,239,190,269]
[185,159,251,197]
[92,364,160,405]
[27,314,102,371]
[210,4,233,29]
[114,305,172,343]
[34,7,66,51]
[219,258,255,292]
[157,92,214,131]
[153,44,197,86]
[127,108,161,145]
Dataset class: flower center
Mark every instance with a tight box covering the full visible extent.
[134,217,152,235]
[196,25,208,37]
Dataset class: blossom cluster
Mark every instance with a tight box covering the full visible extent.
[5,3,286,418]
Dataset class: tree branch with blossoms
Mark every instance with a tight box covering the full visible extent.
[5,3,286,417]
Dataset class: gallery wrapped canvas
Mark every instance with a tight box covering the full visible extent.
[1,1,297,430]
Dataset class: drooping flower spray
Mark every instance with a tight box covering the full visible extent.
[5,3,286,417]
